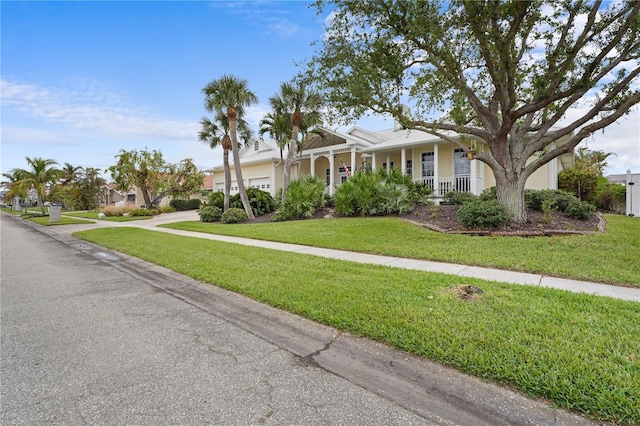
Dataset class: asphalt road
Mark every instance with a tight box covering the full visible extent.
[1,214,594,425]
[0,216,429,425]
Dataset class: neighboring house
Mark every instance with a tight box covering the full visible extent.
[102,183,136,207]
[210,125,575,200]
[607,170,640,217]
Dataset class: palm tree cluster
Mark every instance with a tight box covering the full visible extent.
[2,158,106,213]
[199,75,324,217]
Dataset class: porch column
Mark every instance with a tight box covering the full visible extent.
[329,151,335,195]
[351,148,356,174]
[310,155,316,178]
[433,144,440,197]
[401,148,406,174]
[548,156,558,189]
[470,159,478,195]
[372,153,377,171]
[386,155,390,172]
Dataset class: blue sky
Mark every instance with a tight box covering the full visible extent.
[1,1,638,179]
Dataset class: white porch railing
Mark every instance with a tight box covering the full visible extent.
[415,176,480,197]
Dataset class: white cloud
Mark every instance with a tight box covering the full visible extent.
[1,78,199,142]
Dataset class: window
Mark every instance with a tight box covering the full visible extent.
[382,161,395,170]
[261,184,265,189]
[254,140,260,151]
[421,152,434,177]
[454,149,470,176]
[325,168,331,186]
[406,160,413,176]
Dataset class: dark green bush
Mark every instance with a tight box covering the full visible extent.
[198,205,222,222]
[170,198,201,211]
[221,208,248,224]
[479,187,497,201]
[594,180,626,213]
[129,208,155,217]
[245,187,277,216]
[207,191,225,209]
[565,200,596,220]
[274,175,325,221]
[443,191,478,205]
[457,199,511,228]
[524,189,576,212]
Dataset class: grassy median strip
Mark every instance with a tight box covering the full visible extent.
[162,214,640,286]
[75,227,639,424]
[27,216,94,225]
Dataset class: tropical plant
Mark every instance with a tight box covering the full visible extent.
[11,157,61,214]
[274,175,326,221]
[268,80,323,201]
[259,112,291,163]
[199,110,253,211]
[202,75,258,219]
[307,1,640,222]
[59,162,83,186]
[334,168,419,216]
[1,169,28,203]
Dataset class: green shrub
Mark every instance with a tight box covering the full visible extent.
[129,208,154,217]
[594,180,626,213]
[275,176,325,221]
[334,168,421,216]
[565,200,596,220]
[525,189,576,212]
[158,205,176,213]
[245,187,277,216]
[457,199,511,228]
[442,191,478,205]
[558,166,599,201]
[170,198,201,211]
[479,186,497,201]
[221,207,248,224]
[207,191,225,209]
[198,205,222,222]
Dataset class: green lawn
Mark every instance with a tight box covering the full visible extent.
[75,227,640,424]
[162,214,640,286]
[64,210,153,222]
[27,215,95,226]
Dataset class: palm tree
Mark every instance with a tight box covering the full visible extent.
[268,80,323,201]
[202,75,258,219]
[13,157,61,214]
[199,111,253,211]
[60,162,84,185]
[259,112,291,164]
[1,170,27,204]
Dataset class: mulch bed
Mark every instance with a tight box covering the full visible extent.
[397,204,605,236]
[246,204,604,237]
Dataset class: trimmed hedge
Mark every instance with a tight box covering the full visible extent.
[170,199,202,211]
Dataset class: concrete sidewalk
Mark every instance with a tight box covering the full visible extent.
[44,210,640,303]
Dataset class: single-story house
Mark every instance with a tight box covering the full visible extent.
[209,124,575,200]
[607,170,640,217]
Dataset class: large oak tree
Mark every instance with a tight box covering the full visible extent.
[108,148,204,209]
[308,0,640,222]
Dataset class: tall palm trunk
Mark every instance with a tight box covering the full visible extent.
[222,136,232,211]
[282,110,302,203]
[228,107,254,219]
